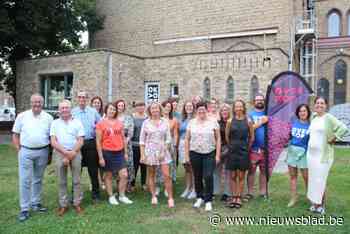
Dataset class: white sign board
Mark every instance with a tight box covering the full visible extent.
[329,103,350,143]
[145,82,160,104]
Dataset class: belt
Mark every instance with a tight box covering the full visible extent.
[84,138,95,142]
[21,145,49,150]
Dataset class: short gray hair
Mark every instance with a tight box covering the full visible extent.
[58,99,72,108]
[30,93,44,103]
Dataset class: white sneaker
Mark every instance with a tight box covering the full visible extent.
[119,196,133,204]
[205,202,212,212]
[187,190,197,199]
[108,196,119,205]
[180,188,190,198]
[155,187,160,196]
[164,190,168,198]
[193,198,203,208]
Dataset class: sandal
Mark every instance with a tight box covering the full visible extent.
[235,196,242,209]
[168,198,175,208]
[242,194,254,202]
[227,196,237,208]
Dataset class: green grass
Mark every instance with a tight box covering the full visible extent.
[0,145,349,234]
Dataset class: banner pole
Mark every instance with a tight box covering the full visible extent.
[264,84,271,200]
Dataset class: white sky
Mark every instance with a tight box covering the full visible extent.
[80,31,89,46]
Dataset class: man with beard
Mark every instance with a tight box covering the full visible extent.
[243,94,269,202]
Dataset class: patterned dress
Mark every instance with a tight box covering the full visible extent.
[156,118,178,184]
[139,118,172,166]
[118,114,135,186]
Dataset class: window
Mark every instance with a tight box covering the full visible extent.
[348,12,350,35]
[300,42,313,83]
[317,78,330,102]
[203,77,211,101]
[328,11,341,37]
[250,76,259,103]
[170,83,179,97]
[334,60,347,105]
[41,73,73,110]
[226,76,234,103]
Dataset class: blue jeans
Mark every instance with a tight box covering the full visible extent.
[18,147,48,211]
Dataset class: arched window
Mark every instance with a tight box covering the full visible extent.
[317,78,330,102]
[203,77,211,101]
[348,12,350,35]
[226,76,234,103]
[334,60,347,105]
[250,76,259,103]
[328,10,341,37]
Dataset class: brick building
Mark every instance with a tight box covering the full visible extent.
[15,0,350,112]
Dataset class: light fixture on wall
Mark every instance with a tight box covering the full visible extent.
[336,79,343,85]
[336,48,344,55]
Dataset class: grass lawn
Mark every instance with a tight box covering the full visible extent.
[0,144,349,234]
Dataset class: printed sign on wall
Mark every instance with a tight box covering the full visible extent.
[145,82,160,104]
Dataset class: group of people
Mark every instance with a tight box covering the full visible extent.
[12,91,348,222]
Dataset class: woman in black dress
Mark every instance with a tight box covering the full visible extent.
[225,100,254,208]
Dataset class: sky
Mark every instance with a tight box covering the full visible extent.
[80,31,89,46]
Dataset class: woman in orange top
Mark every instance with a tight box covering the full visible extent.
[96,103,133,205]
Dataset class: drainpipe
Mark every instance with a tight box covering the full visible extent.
[107,53,113,102]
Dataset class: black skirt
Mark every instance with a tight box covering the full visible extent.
[102,150,127,174]
[225,144,250,171]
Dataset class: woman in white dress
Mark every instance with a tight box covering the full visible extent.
[307,97,349,214]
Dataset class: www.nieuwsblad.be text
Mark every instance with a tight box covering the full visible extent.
[208,214,344,226]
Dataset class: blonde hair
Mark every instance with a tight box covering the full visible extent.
[146,102,163,119]
[219,103,231,120]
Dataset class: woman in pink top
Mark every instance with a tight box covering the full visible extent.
[140,102,175,208]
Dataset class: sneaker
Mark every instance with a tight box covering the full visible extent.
[205,202,213,212]
[309,205,316,212]
[164,190,168,198]
[108,196,119,205]
[151,196,158,205]
[18,211,29,222]
[287,198,297,208]
[119,196,133,204]
[32,204,48,213]
[187,190,197,199]
[315,206,325,215]
[155,187,160,196]
[180,188,190,198]
[193,198,203,208]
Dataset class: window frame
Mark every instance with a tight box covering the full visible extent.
[334,59,347,105]
[250,75,259,103]
[226,76,234,103]
[327,10,342,37]
[40,72,74,111]
[203,77,211,101]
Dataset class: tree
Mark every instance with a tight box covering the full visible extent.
[0,0,104,104]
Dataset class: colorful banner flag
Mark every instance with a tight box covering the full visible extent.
[265,71,313,180]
